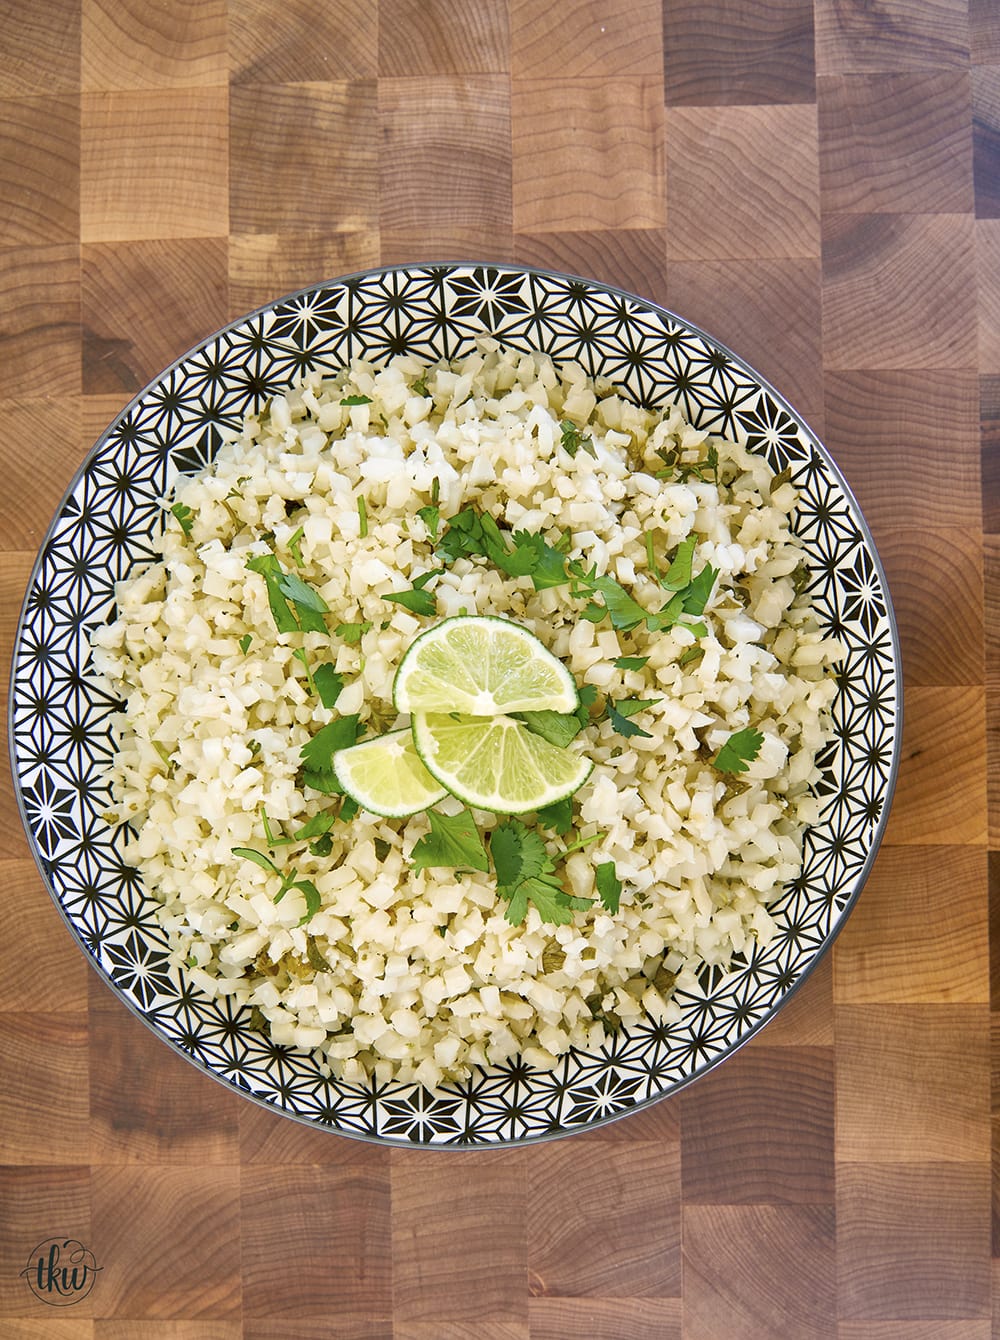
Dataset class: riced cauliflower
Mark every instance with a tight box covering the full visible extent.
[90,342,841,1089]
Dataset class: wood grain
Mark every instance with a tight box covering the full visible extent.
[0,0,996,1332]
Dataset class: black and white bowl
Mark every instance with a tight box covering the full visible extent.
[9,264,901,1145]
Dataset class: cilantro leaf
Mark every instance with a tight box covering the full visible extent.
[606,697,661,740]
[613,655,649,671]
[535,794,574,834]
[491,818,550,889]
[661,536,696,590]
[299,715,363,775]
[712,726,764,774]
[293,878,322,924]
[287,525,305,567]
[232,847,282,875]
[595,861,622,913]
[514,708,584,749]
[340,394,372,406]
[247,554,329,634]
[559,420,595,458]
[246,554,300,634]
[682,562,719,617]
[505,530,569,590]
[411,809,489,874]
[384,567,444,618]
[416,503,440,539]
[357,496,368,537]
[292,812,336,841]
[313,664,344,709]
[335,619,371,646]
[171,501,194,534]
[238,633,253,655]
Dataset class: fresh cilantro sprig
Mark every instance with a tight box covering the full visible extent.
[712,726,764,773]
[411,808,489,874]
[300,714,364,793]
[246,552,329,634]
[559,420,596,459]
[384,568,444,618]
[491,819,591,926]
[231,846,321,924]
[170,501,194,534]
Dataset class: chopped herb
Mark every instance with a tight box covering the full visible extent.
[595,861,622,914]
[384,568,444,618]
[170,501,194,534]
[357,496,368,537]
[535,794,574,834]
[239,633,253,655]
[712,726,764,774]
[614,655,650,671]
[309,835,334,857]
[341,394,372,406]
[313,664,344,709]
[292,812,336,841]
[416,503,440,539]
[246,552,328,634]
[661,536,697,591]
[232,846,282,875]
[491,818,591,927]
[411,376,430,398]
[287,525,305,566]
[335,619,372,646]
[606,696,662,740]
[247,739,262,758]
[514,706,586,749]
[559,420,595,458]
[300,715,364,777]
[306,938,333,972]
[411,808,489,874]
[373,837,392,862]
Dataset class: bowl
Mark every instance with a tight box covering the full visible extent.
[8,263,901,1145]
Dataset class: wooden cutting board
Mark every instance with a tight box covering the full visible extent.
[1,0,996,1333]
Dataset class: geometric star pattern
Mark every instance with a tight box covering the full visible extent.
[8,264,902,1146]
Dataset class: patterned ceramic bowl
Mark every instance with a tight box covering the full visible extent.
[9,264,901,1145]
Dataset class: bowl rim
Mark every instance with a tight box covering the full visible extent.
[7,260,904,1145]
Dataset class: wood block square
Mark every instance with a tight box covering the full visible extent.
[91,1166,241,1318]
[82,239,226,395]
[748,953,835,1046]
[666,258,823,431]
[379,224,515,266]
[81,90,228,243]
[983,376,1000,532]
[528,1298,681,1339]
[525,1140,680,1295]
[243,1164,391,1318]
[0,400,84,550]
[836,1004,990,1163]
[973,66,1000,219]
[0,0,80,97]
[988,538,1000,693]
[835,846,988,1005]
[379,77,510,240]
[818,71,973,214]
[511,0,662,78]
[231,82,376,235]
[873,528,983,686]
[511,79,663,233]
[231,0,376,83]
[0,863,89,1011]
[683,1204,835,1339]
[837,1163,990,1320]
[0,1167,91,1318]
[88,1002,240,1164]
[681,1045,834,1204]
[663,0,815,106]
[244,1324,392,1340]
[512,230,669,309]
[0,96,78,246]
[816,0,969,74]
[822,213,977,370]
[0,1015,90,1164]
[822,370,979,534]
[380,0,509,75]
[666,105,819,260]
[882,686,986,847]
[82,0,227,90]
[240,1101,392,1166]
[230,235,376,319]
[97,1325,243,1339]
[971,0,1000,63]
[839,1325,992,1340]
[991,852,1000,1009]
[0,244,80,399]
[392,1152,525,1324]
[977,221,1000,373]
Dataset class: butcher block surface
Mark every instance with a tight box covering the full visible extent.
[0,0,997,1334]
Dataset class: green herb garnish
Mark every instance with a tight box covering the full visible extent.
[411,808,489,874]
[712,726,764,774]
[170,501,194,534]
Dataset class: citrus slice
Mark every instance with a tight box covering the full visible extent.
[393,615,578,717]
[332,728,448,818]
[412,711,593,814]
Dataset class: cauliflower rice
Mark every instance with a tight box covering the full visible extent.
[90,343,841,1089]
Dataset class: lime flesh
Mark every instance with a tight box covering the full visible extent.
[332,728,448,817]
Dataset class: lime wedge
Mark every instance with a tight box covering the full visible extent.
[332,728,448,818]
[412,712,593,814]
[393,614,578,716]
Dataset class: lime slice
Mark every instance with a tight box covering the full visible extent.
[332,728,448,818]
[393,615,578,716]
[412,712,593,814]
